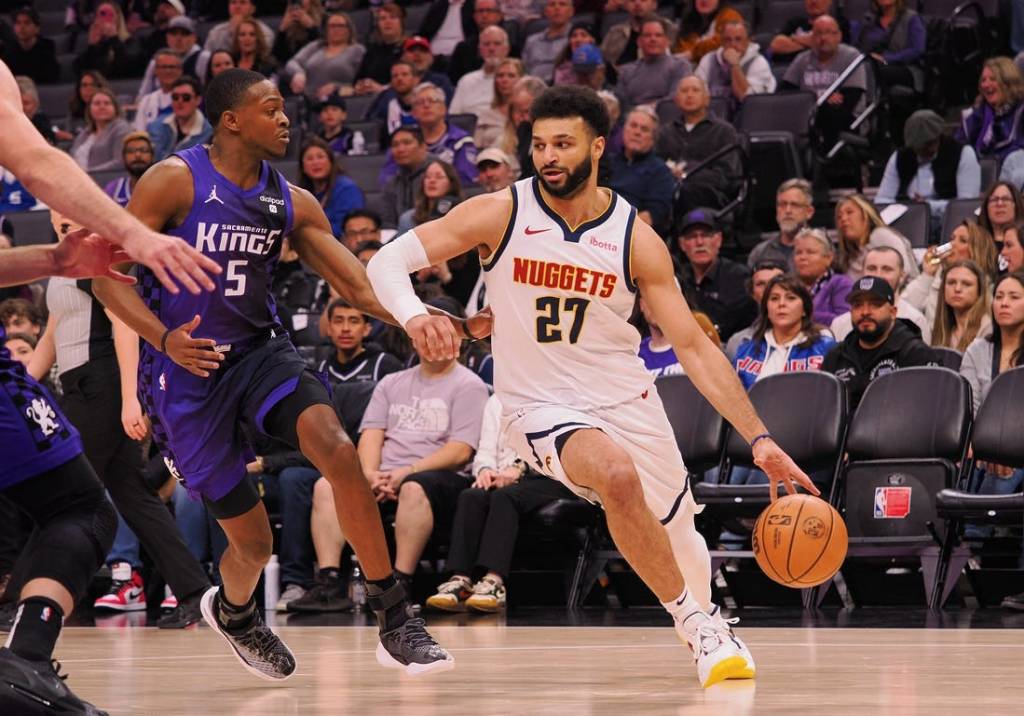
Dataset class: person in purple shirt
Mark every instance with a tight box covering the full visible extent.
[793,228,852,325]
[955,57,1024,161]
[103,131,157,207]
[636,295,683,378]
[315,95,354,155]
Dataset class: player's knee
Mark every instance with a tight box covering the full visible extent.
[232,526,274,567]
[599,463,643,506]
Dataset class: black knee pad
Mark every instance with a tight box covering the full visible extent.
[26,486,116,605]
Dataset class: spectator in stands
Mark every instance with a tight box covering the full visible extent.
[285,11,365,100]
[447,0,511,82]
[204,0,275,54]
[232,18,280,78]
[316,298,403,385]
[314,95,353,153]
[501,74,547,177]
[398,159,462,234]
[608,106,674,234]
[141,0,186,58]
[425,393,573,613]
[137,16,202,100]
[15,76,56,145]
[1002,223,1024,273]
[823,276,937,408]
[617,16,692,107]
[401,36,455,102]
[980,181,1024,246]
[65,70,109,138]
[733,274,835,389]
[476,146,517,192]
[148,77,212,160]
[2,7,58,85]
[358,334,489,590]
[830,246,930,342]
[450,25,511,117]
[674,0,742,63]
[905,220,997,329]
[134,48,182,131]
[272,0,324,66]
[876,109,981,227]
[956,57,1024,162]
[299,136,365,237]
[364,60,421,134]
[833,193,918,280]
[959,273,1024,505]
[781,15,866,149]
[474,58,524,150]
[793,227,852,325]
[637,294,683,377]
[354,240,384,265]
[675,208,757,341]
[73,1,140,79]
[354,2,407,89]
[850,0,926,142]
[553,21,601,86]
[104,131,155,207]
[70,88,132,171]
[602,0,659,67]
[521,0,572,81]
[694,20,774,119]
[0,298,41,338]
[1,332,34,367]
[379,125,433,228]
[341,209,383,252]
[380,81,479,186]
[769,0,849,61]
[747,178,815,269]
[930,260,992,352]
[415,0,470,58]
[725,261,787,358]
[204,50,236,87]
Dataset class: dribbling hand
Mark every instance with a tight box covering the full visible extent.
[752,438,821,502]
[406,314,461,361]
[164,315,224,378]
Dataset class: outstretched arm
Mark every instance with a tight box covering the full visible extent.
[631,222,820,499]
[0,229,136,287]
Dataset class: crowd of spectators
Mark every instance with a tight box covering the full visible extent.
[3,0,1024,613]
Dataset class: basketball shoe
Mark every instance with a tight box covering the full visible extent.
[199,587,296,680]
[93,563,146,612]
[465,577,506,613]
[675,608,755,688]
[709,605,756,675]
[0,647,108,715]
[425,576,472,612]
[370,581,454,676]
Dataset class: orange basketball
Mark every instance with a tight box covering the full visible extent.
[752,494,848,588]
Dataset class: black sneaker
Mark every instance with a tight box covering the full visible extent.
[157,595,203,629]
[198,587,296,680]
[286,574,352,614]
[369,582,453,676]
[0,647,108,715]
[1001,591,1024,611]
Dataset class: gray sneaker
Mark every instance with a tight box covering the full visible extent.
[274,583,306,611]
[200,587,296,681]
[375,617,455,676]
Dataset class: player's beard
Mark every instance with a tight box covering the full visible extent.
[537,157,592,199]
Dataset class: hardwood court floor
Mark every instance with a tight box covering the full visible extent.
[57,625,1024,715]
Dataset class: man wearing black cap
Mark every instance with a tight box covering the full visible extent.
[315,95,354,154]
[822,276,938,409]
[675,208,756,342]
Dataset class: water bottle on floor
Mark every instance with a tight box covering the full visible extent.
[349,555,366,612]
[263,554,280,612]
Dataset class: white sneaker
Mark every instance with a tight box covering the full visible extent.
[675,609,755,688]
[274,583,306,611]
[709,605,756,676]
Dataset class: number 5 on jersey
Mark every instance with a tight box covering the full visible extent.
[536,296,590,344]
[225,259,248,296]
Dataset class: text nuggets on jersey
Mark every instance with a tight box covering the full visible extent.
[512,257,617,298]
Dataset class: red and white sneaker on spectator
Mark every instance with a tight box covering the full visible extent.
[94,562,146,612]
[161,585,178,611]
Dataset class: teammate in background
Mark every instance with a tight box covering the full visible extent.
[93,69,482,680]
[0,59,219,295]
[368,85,819,688]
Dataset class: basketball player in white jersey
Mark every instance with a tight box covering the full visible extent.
[367,86,819,687]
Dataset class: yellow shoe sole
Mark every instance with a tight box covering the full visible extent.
[702,655,756,688]
[425,596,463,612]
[465,597,503,613]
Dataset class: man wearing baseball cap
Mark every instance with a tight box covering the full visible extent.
[401,36,454,101]
[475,148,515,193]
[822,275,938,408]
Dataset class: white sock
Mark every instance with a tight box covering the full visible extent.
[661,588,709,635]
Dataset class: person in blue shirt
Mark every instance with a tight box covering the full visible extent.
[607,106,675,236]
[298,136,365,237]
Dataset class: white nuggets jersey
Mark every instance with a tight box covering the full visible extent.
[482,177,653,412]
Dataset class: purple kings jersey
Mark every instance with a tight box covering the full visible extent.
[138,144,294,354]
[0,325,83,489]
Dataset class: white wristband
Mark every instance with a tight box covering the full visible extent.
[366,230,431,329]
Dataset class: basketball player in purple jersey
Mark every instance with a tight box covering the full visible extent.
[94,70,476,679]
[0,58,223,715]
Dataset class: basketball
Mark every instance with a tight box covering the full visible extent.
[753,494,848,588]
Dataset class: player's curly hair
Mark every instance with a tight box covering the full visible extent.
[205,68,267,128]
[530,85,610,140]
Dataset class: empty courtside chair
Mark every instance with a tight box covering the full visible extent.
[884,202,931,250]
[933,367,1024,608]
[830,367,972,607]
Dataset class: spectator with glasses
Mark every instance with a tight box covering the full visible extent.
[285,11,365,100]
[147,77,212,160]
[979,181,1024,247]
[103,132,155,208]
[340,210,383,252]
[134,48,181,131]
[748,178,815,269]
